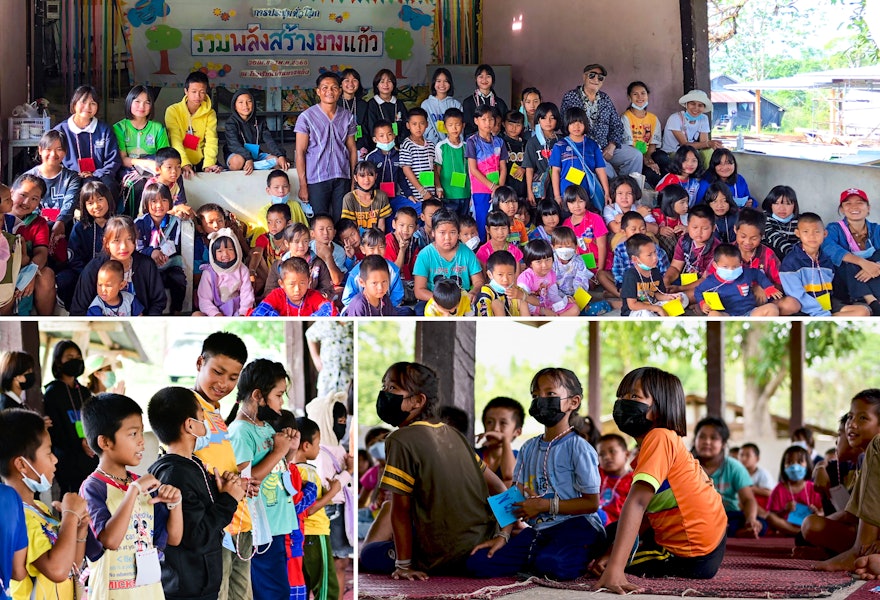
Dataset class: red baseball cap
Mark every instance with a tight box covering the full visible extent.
[840,188,869,204]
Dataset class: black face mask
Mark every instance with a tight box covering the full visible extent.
[613,399,653,438]
[529,396,566,427]
[273,230,285,241]
[20,373,36,391]
[333,422,347,442]
[60,359,85,378]
[376,390,410,427]
[257,404,281,424]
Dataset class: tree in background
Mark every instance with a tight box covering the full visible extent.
[384,28,414,80]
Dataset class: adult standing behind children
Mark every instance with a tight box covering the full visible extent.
[295,72,358,221]
[164,71,223,178]
[560,64,642,179]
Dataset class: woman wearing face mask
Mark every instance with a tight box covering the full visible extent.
[360,362,503,580]
[43,340,98,494]
[82,354,124,396]
[620,81,664,188]
[0,350,38,410]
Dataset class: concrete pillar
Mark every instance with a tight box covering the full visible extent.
[588,321,602,426]
[789,322,805,434]
[706,321,724,417]
[414,321,477,439]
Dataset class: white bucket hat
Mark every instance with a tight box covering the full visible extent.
[679,90,711,108]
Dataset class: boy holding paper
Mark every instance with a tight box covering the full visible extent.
[550,107,609,211]
[467,368,606,581]
[621,234,688,317]
[694,243,780,316]
[400,108,437,205]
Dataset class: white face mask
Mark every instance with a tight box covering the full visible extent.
[555,247,576,261]
[464,236,480,250]
[631,102,648,110]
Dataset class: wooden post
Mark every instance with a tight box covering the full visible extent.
[588,321,602,427]
[789,322,805,434]
[754,89,762,133]
[415,321,477,440]
[286,321,306,415]
[0,321,44,412]
[706,321,724,418]
[679,0,711,93]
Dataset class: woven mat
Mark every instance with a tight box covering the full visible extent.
[357,573,536,600]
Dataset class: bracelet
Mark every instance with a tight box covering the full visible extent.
[166,501,180,510]
[494,530,510,542]
[394,559,412,570]
[76,535,88,543]
[130,480,144,495]
[62,509,84,525]
[549,496,560,516]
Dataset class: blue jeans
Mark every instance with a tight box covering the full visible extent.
[250,534,290,600]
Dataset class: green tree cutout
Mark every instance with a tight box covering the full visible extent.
[385,28,414,80]
[146,24,183,75]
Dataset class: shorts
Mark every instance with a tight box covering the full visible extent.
[326,504,353,558]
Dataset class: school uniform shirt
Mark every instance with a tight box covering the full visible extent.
[81,472,168,600]
[70,252,166,316]
[661,111,710,153]
[11,501,75,600]
[294,103,357,184]
[252,287,336,317]
[764,216,799,261]
[67,222,105,273]
[164,96,219,168]
[400,139,437,202]
[54,117,121,180]
[766,481,822,520]
[342,258,404,307]
[620,266,668,317]
[420,95,463,144]
[548,137,606,198]
[340,190,392,229]
[344,291,396,316]
[24,165,81,225]
[413,243,482,292]
[384,233,420,281]
[435,139,471,200]
[611,239,670,287]
[461,92,509,139]
[112,119,169,160]
[696,175,754,208]
[656,173,701,207]
[86,291,145,317]
[379,422,495,571]
[424,292,474,317]
[780,244,836,317]
[364,96,409,147]
[563,212,608,258]
[673,235,720,278]
[338,95,369,153]
[694,268,778,317]
[621,109,662,151]
[514,431,603,531]
[475,242,523,267]
[0,484,27,596]
[365,148,408,198]
[632,428,727,558]
[599,469,634,525]
[465,134,508,196]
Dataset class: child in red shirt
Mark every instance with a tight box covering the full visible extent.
[597,433,634,525]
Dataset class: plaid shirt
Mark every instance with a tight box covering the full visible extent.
[611,239,670,287]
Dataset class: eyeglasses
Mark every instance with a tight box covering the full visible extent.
[587,72,606,82]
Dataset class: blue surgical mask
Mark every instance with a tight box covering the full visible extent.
[636,260,653,271]
[20,457,52,493]
[631,102,648,110]
[715,265,743,281]
[376,141,395,152]
[488,279,507,294]
[271,194,290,205]
[190,418,212,452]
[771,213,794,224]
[732,196,750,208]
[368,440,386,461]
[784,463,807,481]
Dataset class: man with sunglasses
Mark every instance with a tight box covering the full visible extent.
[561,64,643,182]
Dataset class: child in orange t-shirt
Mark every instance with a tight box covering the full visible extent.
[491,186,528,244]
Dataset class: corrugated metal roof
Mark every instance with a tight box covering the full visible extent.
[711,90,757,103]
[726,65,880,91]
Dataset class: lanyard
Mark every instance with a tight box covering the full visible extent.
[74,132,93,160]
[64,382,86,419]
[601,473,625,507]
[635,269,660,304]
[187,455,214,502]
[513,426,574,497]
[564,137,589,173]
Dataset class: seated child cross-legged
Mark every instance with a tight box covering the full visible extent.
[344,254,395,316]
[621,234,688,318]
[251,257,337,317]
[765,445,823,536]
[475,250,529,317]
[664,204,719,306]
[593,368,727,594]
[87,259,146,316]
[551,226,612,316]
[467,368,606,581]
[517,239,579,316]
[695,244,780,317]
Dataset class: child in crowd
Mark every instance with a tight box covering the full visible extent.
[621,234,688,317]
[461,64,509,139]
[0,409,90,600]
[656,145,703,206]
[552,227,609,315]
[562,185,608,270]
[365,69,409,148]
[7,174,56,315]
[467,368,605,580]
[0,184,22,316]
[412,209,484,312]
[529,200,561,242]
[254,204,291,283]
[458,215,481,252]
[474,250,529,317]
[399,108,437,205]
[500,111,527,201]
[518,87,541,137]
[551,107,608,210]
[196,228,255,317]
[421,67,462,144]
[60,180,114,309]
[620,81,664,187]
[492,186,528,243]
[80,393,183,599]
[384,206,420,286]
[25,130,80,251]
[152,147,190,217]
[135,181,186,314]
[765,445,823,536]
[660,90,722,158]
[364,121,410,224]
[113,85,169,176]
[738,443,775,510]
[597,434,633,525]
[780,212,870,317]
[603,176,656,235]
[223,89,289,174]
[475,397,524,486]
[652,184,690,259]
[516,202,534,236]
[87,259,145,316]
[524,102,562,207]
[54,85,121,195]
[164,70,221,177]
[434,108,471,216]
[467,105,509,241]
[310,214,347,285]
[70,215,166,316]
[762,185,799,260]
[147,387,244,600]
[226,360,299,600]
[664,204,719,304]
[693,417,764,537]
[342,228,404,310]
[425,277,473,316]
[295,417,343,600]
[697,149,755,208]
[703,182,737,244]
[518,239,579,316]
[340,161,391,231]
[252,257,336,317]
[601,212,670,297]
[476,210,524,271]
[271,222,335,300]
[344,255,395,316]
[194,203,252,277]
[336,219,365,274]
[338,68,369,159]
[260,170,309,230]
[695,244,781,316]
[412,199,442,251]
[594,368,727,593]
